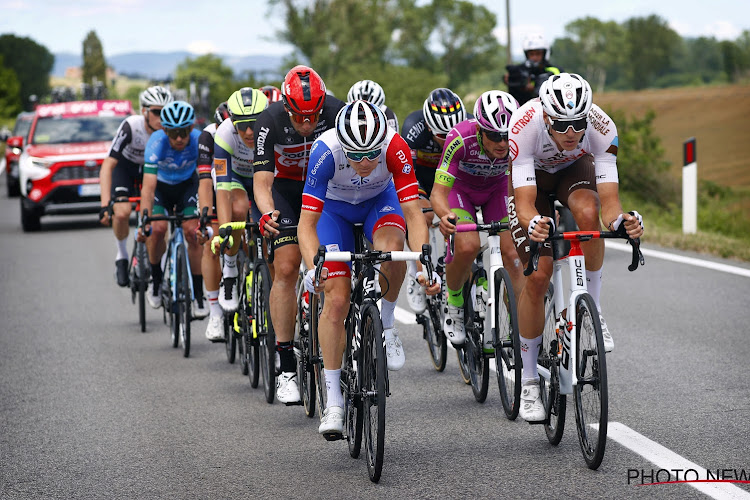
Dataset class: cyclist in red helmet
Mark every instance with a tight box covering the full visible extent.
[260,85,282,103]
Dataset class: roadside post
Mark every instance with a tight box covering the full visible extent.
[683,137,697,234]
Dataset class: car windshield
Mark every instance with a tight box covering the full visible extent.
[31,115,124,145]
[12,114,33,138]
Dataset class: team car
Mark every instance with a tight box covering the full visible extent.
[18,100,133,231]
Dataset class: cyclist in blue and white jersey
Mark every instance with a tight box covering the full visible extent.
[507,73,644,422]
[346,79,399,131]
[298,100,440,437]
[99,85,173,287]
[138,101,203,311]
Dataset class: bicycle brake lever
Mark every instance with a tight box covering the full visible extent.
[523,241,540,276]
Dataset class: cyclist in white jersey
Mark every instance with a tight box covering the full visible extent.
[99,85,172,287]
[507,73,644,422]
[346,79,399,131]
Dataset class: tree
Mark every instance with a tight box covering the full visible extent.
[623,16,681,90]
[174,54,236,116]
[0,55,21,118]
[0,35,53,109]
[82,31,107,86]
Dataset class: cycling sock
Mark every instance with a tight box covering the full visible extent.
[192,275,203,306]
[277,341,295,373]
[324,369,344,409]
[223,254,238,278]
[586,268,603,312]
[115,236,128,261]
[520,335,543,383]
[380,298,396,330]
[151,264,163,293]
[447,285,464,307]
[206,290,221,317]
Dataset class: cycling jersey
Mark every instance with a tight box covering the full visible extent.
[143,128,202,185]
[301,128,419,211]
[509,101,619,189]
[197,122,218,180]
[383,106,399,132]
[212,118,255,190]
[401,109,443,172]
[253,98,345,182]
[108,115,151,169]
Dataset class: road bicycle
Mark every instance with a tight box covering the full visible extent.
[142,209,200,358]
[525,223,644,469]
[295,261,317,418]
[309,228,434,483]
[447,220,522,417]
[110,196,148,332]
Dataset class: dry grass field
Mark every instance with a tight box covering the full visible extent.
[596,84,750,190]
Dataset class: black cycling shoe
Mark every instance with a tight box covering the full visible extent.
[115,259,129,287]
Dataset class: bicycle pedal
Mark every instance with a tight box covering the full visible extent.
[208,338,226,344]
[284,401,303,407]
[322,432,344,442]
[526,418,549,425]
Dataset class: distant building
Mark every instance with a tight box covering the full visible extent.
[64,66,118,81]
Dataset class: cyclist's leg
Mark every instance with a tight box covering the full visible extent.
[176,177,203,311]
[147,183,171,299]
[110,163,137,286]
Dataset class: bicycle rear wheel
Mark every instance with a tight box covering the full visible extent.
[421,296,447,372]
[466,274,489,402]
[573,292,608,470]
[167,252,179,349]
[540,284,566,445]
[177,248,191,358]
[255,262,276,403]
[494,268,521,419]
[237,256,250,374]
[361,303,386,483]
[310,293,327,417]
[224,309,237,363]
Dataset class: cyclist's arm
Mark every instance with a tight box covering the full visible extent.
[402,199,429,275]
[514,184,550,242]
[213,141,235,226]
[252,170,275,215]
[196,129,215,218]
[598,182,625,231]
[298,209,322,271]
[139,170,157,221]
[99,156,116,209]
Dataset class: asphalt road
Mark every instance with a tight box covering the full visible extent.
[1,174,749,499]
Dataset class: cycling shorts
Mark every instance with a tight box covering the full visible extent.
[317,185,405,279]
[270,178,304,249]
[448,175,509,225]
[508,154,596,264]
[153,175,200,216]
[111,161,141,199]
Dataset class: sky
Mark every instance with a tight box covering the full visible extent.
[1,0,748,62]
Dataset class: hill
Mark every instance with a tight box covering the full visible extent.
[53,51,285,80]
[596,84,750,190]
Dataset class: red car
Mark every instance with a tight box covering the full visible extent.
[3,111,35,197]
[17,100,133,231]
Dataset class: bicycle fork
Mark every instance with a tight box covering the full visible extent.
[556,243,588,395]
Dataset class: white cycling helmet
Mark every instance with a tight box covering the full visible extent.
[139,85,173,108]
[538,73,593,120]
[522,33,549,53]
[347,80,386,108]
[422,88,466,136]
[473,91,519,133]
[336,100,388,152]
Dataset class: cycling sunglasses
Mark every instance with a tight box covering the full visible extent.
[233,120,256,132]
[481,128,509,142]
[148,107,162,117]
[165,127,191,139]
[344,148,382,162]
[433,132,448,140]
[549,117,588,133]
[287,109,322,124]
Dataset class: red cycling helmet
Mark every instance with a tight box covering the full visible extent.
[282,65,326,115]
[260,85,282,103]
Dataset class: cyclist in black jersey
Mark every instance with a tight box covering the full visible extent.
[252,65,345,405]
[99,85,173,288]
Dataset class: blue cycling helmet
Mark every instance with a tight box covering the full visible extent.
[160,100,195,128]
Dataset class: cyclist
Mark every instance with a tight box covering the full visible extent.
[196,101,231,339]
[346,79,399,131]
[252,65,345,405]
[299,100,441,437]
[507,73,644,422]
[212,88,268,317]
[504,33,562,105]
[99,85,173,287]
[400,87,467,315]
[138,101,205,314]
[430,90,524,345]
[260,85,282,103]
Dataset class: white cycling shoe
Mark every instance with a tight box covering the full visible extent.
[406,275,426,314]
[219,276,239,312]
[276,372,301,405]
[519,379,546,423]
[443,304,465,345]
[205,315,224,341]
[192,298,209,319]
[147,282,162,309]
[599,314,614,352]
[384,328,405,371]
[319,406,344,440]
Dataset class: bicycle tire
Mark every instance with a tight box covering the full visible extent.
[136,242,148,333]
[237,254,249,372]
[494,268,521,419]
[224,310,236,363]
[540,284,566,445]
[297,289,316,418]
[361,303,386,483]
[247,265,261,389]
[311,293,327,416]
[345,308,363,457]
[178,248,191,358]
[422,297,447,371]
[168,251,179,349]
[255,262,276,404]
[573,292,608,470]
[466,272,490,403]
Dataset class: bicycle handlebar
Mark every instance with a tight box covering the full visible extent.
[523,230,645,276]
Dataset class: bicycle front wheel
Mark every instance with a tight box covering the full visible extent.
[573,293,608,470]
[422,296,447,372]
[466,274,489,402]
[540,283,565,445]
[345,309,363,457]
[361,303,386,483]
[310,293,327,417]
[494,268,521,419]
[255,262,276,404]
[297,289,316,418]
[136,242,148,333]
[178,248,191,358]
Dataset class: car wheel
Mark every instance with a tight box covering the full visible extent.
[7,176,20,197]
[20,197,41,232]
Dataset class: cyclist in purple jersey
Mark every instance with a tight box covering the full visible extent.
[431,90,524,345]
